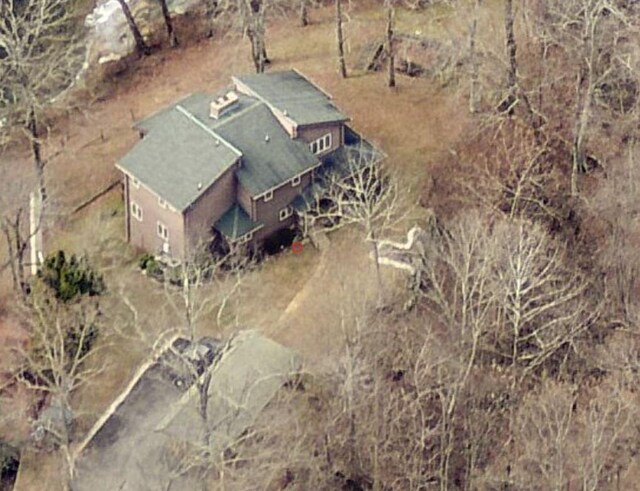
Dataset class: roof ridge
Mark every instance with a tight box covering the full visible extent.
[211,100,263,130]
[175,105,243,158]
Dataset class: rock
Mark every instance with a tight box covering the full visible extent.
[84,0,209,70]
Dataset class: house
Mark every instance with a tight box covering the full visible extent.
[72,330,302,491]
[116,69,375,261]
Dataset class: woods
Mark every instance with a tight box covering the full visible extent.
[1,0,640,490]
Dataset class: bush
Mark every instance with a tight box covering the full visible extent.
[37,251,105,302]
[138,253,163,279]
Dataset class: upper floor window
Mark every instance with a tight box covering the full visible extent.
[158,197,167,208]
[131,177,140,189]
[263,190,273,202]
[291,175,301,187]
[239,231,253,244]
[279,206,293,221]
[131,201,143,221]
[310,133,332,155]
[157,221,169,241]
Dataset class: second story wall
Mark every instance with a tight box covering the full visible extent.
[254,171,312,235]
[298,123,343,157]
[184,165,237,254]
[127,175,185,259]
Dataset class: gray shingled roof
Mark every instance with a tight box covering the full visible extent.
[214,103,320,196]
[214,204,264,240]
[118,107,239,211]
[235,70,349,126]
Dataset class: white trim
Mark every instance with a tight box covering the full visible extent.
[239,231,253,244]
[157,221,169,240]
[131,177,140,189]
[291,175,301,187]
[279,206,293,221]
[158,197,167,208]
[263,190,273,202]
[131,201,143,221]
[175,105,243,157]
[253,161,322,200]
[309,133,332,155]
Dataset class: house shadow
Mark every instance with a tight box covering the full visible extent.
[261,228,297,256]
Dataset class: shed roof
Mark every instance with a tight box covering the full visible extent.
[118,105,239,211]
[214,204,264,240]
[234,70,349,126]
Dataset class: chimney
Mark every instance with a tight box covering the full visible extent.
[210,91,239,119]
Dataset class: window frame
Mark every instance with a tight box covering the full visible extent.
[157,221,169,241]
[309,133,332,155]
[131,177,140,189]
[263,190,274,202]
[291,175,301,187]
[279,206,293,222]
[239,231,253,244]
[131,201,143,221]
[158,197,167,208]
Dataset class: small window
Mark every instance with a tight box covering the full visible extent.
[131,201,143,221]
[158,197,166,208]
[263,190,273,202]
[291,175,301,187]
[157,221,169,240]
[131,177,140,189]
[279,206,293,221]
[309,133,332,155]
[239,232,253,244]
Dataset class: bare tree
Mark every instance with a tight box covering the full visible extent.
[301,148,410,303]
[15,285,104,491]
[0,0,85,204]
[115,0,152,56]
[385,0,396,88]
[157,0,179,47]
[336,0,348,78]
[300,0,309,26]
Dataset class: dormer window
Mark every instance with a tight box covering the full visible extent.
[309,133,332,155]
[263,190,273,202]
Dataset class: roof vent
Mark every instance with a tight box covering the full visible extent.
[265,135,270,142]
[210,91,239,119]
[197,182,203,190]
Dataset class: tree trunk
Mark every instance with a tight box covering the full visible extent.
[157,0,179,47]
[198,372,213,447]
[385,1,395,88]
[503,0,517,114]
[468,0,481,113]
[116,0,151,56]
[300,0,309,26]
[336,0,347,78]
[27,107,45,203]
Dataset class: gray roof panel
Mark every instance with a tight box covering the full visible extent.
[235,70,349,126]
[118,108,239,211]
[214,103,320,196]
[214,204,264,240]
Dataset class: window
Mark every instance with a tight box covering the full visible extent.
[309,133,332,155]
[291,175,301,186]
[131,177,140,189]
[158,197,167,208]
[239,232,253,244]
[157,221,169,241]
[131,201,143,221]
[279,206,293,221]
[263,190,273,202]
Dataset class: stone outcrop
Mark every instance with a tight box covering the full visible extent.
[84,0,209,69]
